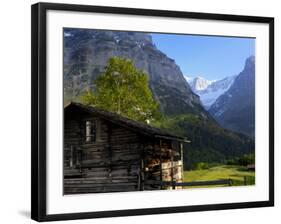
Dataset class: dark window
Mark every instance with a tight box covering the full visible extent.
[85,120,96,143]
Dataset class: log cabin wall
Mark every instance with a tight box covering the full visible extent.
[64,104,184,194]
[64,109,144,194]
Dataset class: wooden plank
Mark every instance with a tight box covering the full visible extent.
[159,140,163,190]
[145,179,233,187]
[64,186,137,194]
[64,176,138,182]
[65,182,138,188]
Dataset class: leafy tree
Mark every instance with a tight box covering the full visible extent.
[82,57,160,123]
[226,153,255,166]
[194,162,209,170]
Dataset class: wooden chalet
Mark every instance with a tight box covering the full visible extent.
[247,164,255,171]
[64,102,188,194]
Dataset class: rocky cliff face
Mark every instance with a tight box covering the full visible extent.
[209,56,255,137]
[64,28,208,117]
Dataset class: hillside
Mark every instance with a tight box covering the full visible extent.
[155,114,254,169]
[209,56,255,138]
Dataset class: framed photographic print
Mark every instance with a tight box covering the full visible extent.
[31,2,274,222]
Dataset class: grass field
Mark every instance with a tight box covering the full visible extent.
[183,165,255,188]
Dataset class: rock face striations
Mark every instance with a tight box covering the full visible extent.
[209,56,255,138]
[64,28,208,117]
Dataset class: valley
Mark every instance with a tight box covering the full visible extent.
[63,28,255,175]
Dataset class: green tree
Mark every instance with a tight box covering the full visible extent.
[194,162,209,170]
[82,57,160,123]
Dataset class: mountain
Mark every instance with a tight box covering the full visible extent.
[64,28,208,117]
[209,56,255,138]
[64,29,254,169]
[188,76,214,91]
[186,75,236,109]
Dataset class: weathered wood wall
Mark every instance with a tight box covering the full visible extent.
[142,140,183,190]
[64,108,183,194]
[64,110,144,194]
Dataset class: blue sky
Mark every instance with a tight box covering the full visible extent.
[151,33,255,81]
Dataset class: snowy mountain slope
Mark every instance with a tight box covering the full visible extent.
[185,75,236,109]
[188,76,214,91]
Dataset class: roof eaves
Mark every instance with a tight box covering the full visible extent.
[66,102,190,142]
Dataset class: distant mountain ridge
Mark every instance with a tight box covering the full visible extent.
[209,56,255,138]
[185,75,236,109]
[64,28,208,117]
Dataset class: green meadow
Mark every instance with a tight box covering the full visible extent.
[183,165,255,188]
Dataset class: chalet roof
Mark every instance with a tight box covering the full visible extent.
[65,102,189,142]
[247,164,255,169]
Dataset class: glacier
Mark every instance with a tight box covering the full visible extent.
[185,75,236,109]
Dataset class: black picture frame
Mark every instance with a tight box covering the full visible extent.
[31,2,274,222]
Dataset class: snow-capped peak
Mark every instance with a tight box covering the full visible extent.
[185,75,236,109]
[192,77,214,91]
[64,32,72,37]
[184,75,193,83]
[185,75,214,91]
